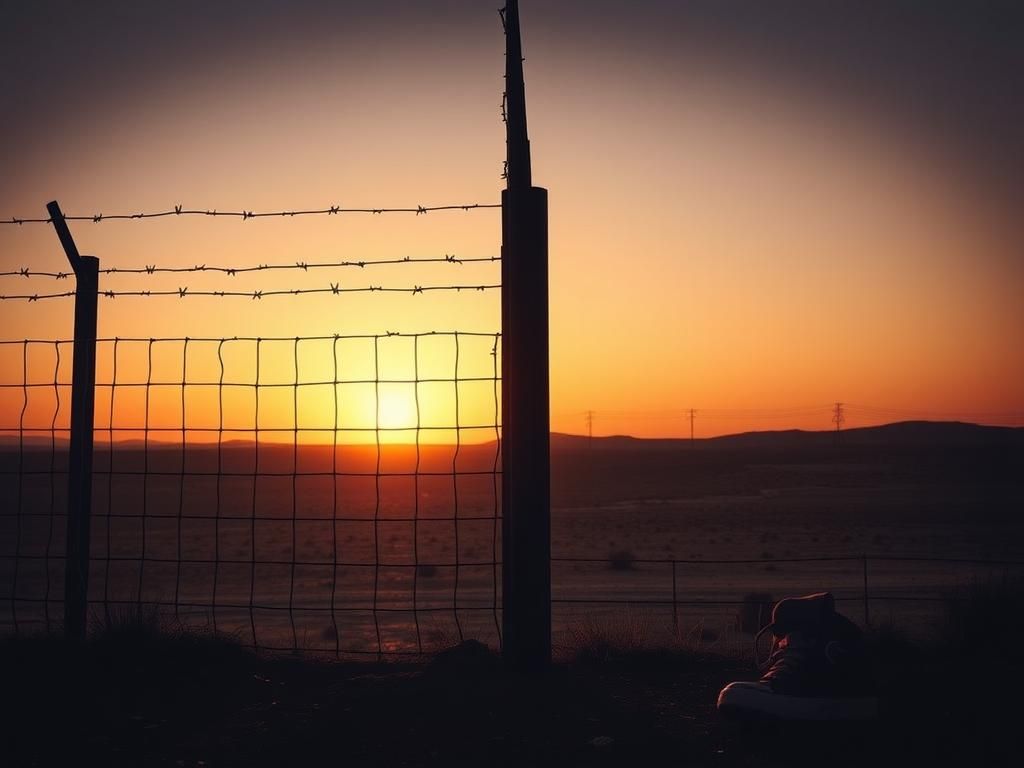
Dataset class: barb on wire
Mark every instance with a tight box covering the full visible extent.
[2,202,502,225]
[0,255,499,281]
[0,283,501,302]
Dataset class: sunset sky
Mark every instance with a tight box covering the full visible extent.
[1,0,1022,440]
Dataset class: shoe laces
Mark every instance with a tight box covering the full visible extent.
[754,624,809,676]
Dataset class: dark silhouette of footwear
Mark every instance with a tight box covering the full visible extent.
[717,592,878,720]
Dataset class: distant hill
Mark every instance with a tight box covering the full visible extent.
[547,421,1023,506]
[551,421,1024,452]
[2,420,1019,505]
[1,420,1021,452]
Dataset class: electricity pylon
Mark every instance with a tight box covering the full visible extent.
[832,402,845,432]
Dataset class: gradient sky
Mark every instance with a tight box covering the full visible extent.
[1,0,1022,439]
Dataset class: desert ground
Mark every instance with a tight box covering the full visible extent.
[2,421,1021,654]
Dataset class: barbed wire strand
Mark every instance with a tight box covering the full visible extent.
[0,255,500,281]
[0,283,500,302]
[2,202,501,226]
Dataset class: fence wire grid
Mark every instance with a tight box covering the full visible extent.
[2,329,1022,655]
[0,332,503,656]
[3,0,1020,659]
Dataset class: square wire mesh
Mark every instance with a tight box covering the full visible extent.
[0,332,502,656]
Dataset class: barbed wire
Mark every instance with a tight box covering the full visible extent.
[1,202,502,226]
[0,283,500,302]
[0,254,500,281]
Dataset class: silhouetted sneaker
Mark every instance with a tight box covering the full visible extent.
[717,591,878,720]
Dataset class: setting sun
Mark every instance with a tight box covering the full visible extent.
[377,384,416,431]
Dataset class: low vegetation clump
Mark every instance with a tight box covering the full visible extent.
[564,610,653,660]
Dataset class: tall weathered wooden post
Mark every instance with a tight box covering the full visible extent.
[48,201,98,641]
[501,0,551,670]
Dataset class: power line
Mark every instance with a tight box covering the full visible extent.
[553,404,1023,431]
[566,406,834,421]
[845,403,1024,420]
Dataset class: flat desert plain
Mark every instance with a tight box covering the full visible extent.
[1,421,1021,654]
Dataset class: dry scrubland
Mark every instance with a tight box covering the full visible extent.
[2,422,1023,766]
[1,421,1022,653]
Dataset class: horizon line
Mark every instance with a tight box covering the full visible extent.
[1,418,1020,449]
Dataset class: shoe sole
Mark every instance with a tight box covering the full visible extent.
[718,684,878,721]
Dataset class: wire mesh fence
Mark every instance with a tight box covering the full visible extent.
[1,269,1020,657]
[0,0,544,660]
[0,332,503,656]
[1,330,1020,654]
[2,0,1019,662]
[549,554,1024,651]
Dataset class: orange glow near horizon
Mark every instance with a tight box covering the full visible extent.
[0,334,502,445]
[2,12,1022,441]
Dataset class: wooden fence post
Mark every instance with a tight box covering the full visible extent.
[47,200,98,641]
[501,0,551,671]
[501,185,551,671]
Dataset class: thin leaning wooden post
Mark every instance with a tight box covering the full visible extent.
[48,200,99,642]
[501,0,551,671]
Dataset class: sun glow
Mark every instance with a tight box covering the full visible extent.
[377,385,417,431]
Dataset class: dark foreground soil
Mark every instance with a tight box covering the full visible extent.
[2,620,1020,768]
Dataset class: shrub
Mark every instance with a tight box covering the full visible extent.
[565,609,652,661]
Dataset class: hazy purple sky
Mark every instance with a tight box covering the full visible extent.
[4,1,1022,208]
